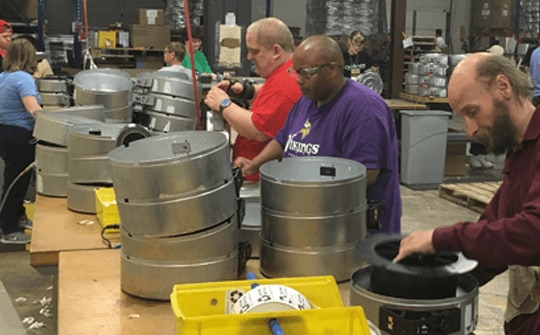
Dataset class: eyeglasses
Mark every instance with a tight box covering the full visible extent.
[287,63,332,79]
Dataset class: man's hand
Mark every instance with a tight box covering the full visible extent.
[393,229,436,263]
[204,86,230,112]
[233,156,258,177]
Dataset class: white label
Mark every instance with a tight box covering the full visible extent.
[146,10,158,25]
[149,117,156,129]
[155,98,162,111]
[163,121,171,133]
[164,81,172,94]
[166,105,175,114]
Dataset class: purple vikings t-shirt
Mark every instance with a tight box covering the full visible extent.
[275,79,402,233]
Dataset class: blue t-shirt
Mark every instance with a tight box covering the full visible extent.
[275,79,402,233]
[0,70,40,132]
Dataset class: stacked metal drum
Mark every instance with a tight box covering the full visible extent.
[73,68,133,123]
[108,131,241,300]
[66,123,152,213]
[259,157,368,282]
[35,75,73,108]
[132,71,200,133]
[404,53,448,97]
[33,106,106,197]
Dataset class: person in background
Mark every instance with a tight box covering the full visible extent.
[204,17,302,182]
[13,35,53,79]
[0,39,42,244]
[435,28,447,50]
[181,25,213,77]
[394,53,540,334]
[341,30,375,78]
[233,35,402,234]
[159,41,192,79]
[0,19,13,72]
[529,44,540,107]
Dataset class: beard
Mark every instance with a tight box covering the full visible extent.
[476,98,517,155]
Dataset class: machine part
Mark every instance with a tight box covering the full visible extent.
[261,206,367,248]
[117,179,238,238]
[404,73,419,85]
[108,131,231,200]
[260,157,367,215]
[407,62,419,74]
[73,68,132,108]
[138,110,196,133]
[33,109,105,146]
[357,234,478,299]
[66,181,105,214]
[356,70,384,95]
[133,92,197,118]
[259,238,366,282]
[39,92,72,107]
[36,142,68,175]
[419,53,449,65]
[120,215,238,262]
[103,104,133,123]
[120,249,239,300]
[36,172,68,197]
[350,267,479,335]
[135,71,200,100]
[36,76,72,93]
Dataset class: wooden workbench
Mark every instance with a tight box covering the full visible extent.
[29,195,108,267]
[57,248,352,335]
[384,98,427,111]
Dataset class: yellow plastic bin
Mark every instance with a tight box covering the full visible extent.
[170,276,371,335]
[94,187,120,231]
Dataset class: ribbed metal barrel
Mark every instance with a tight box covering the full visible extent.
[35,143,68,197]
[73,68,132,108]
[68,123,151,184]
[33,108,105,146]
[259,157,367,281]
[108,131,231,201]
[139,110,196,133]
[133,92,196,118]
[350,267,479,335]
[120,249,239,300]
[66,181,101,213]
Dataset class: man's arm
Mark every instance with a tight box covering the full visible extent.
[233,139,284,177]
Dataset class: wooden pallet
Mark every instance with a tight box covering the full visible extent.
[439,182,501,213]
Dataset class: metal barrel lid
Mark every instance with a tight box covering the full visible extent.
[34,111,106,146]
[109,131,229,167]
[260,156,366,184]
[41,105,106,121]
[73,68,132,93]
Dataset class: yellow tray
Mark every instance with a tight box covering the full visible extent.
[170,276,371,335]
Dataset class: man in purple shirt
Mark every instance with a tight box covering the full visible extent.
[234,35,401,234]
[395,53,540,334]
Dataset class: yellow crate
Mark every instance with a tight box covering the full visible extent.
[94,187,120,228]
[170,276,371,335]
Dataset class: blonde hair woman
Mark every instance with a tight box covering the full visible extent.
[0,38,41,244]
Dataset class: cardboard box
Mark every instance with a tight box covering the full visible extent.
[98,31,117,48]
[129,24,170,49]
[138,9,165,26]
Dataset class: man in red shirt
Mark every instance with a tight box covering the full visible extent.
[0,19,13,72]
[395,53,540,334]
[204,17,301,181]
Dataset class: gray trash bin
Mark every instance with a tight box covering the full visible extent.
[400,110,452,189]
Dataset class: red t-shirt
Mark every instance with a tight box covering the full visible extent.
[233,58,301,181]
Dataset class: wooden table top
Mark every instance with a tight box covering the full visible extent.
[29,195,109,267]
[384,98,427,110]
[57,249,352,335]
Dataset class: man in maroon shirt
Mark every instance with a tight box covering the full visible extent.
[395,52,540,334]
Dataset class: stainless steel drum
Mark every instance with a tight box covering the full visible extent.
[136,71,198,100]
[121,249,239,300]
[120,215,238,262]
[133,92,197,118]
[355,71,384,95]
[35,143,68,197]
[138,110,196,133]
[419,53,449,66]
[108,131,231,201]
[259,157,368,281]
[350,267,479,335]
[67,123,151,184]
[407,62,419,74]
[34,108,105,146]
[73,68,132,108]
[66,181,101,213]
[103,104,133,123]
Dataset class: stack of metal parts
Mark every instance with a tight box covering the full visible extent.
[165,0,186,30]
[66,123,152,213]
[306,0,386,37]
[522,0,540,35]
[32,106,106,197]
[404,53,449,97]
[73,68,133,123]
[133,71,200,133]
[259,157,368,282]
[35,76,73,108]
[108,131,241,300]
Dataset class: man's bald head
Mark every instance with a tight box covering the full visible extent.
[295,35,344,67]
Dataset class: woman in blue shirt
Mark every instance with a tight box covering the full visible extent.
[0,38,41,244]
